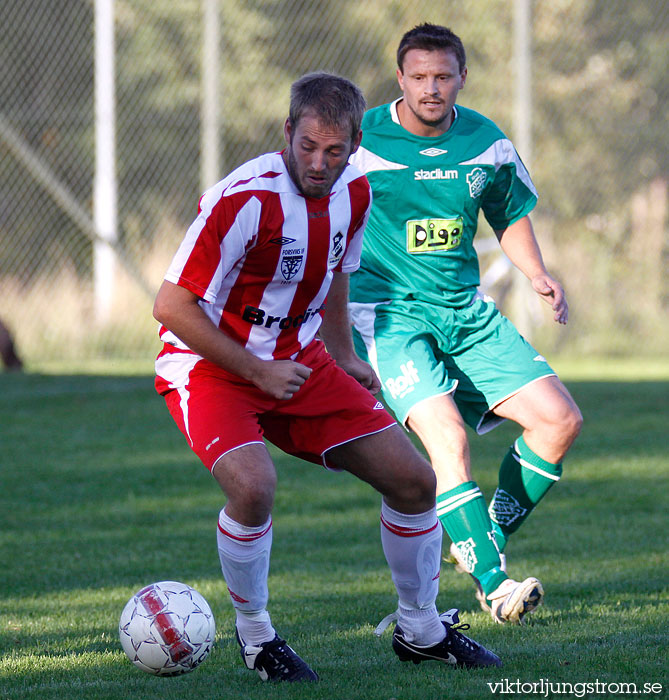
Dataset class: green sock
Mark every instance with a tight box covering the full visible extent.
[437,481,507,596]
[489,435,563,552]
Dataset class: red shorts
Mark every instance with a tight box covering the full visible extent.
[157,340,396,471]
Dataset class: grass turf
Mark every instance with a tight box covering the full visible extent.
[0,357,667,699]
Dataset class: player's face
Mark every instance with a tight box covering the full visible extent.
[397,48,467,136]
[283,111,362,199]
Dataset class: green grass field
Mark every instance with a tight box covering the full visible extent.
[1,358,667,700]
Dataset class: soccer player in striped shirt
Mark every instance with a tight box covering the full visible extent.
[153,72,500,682]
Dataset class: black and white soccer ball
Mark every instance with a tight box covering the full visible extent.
[119,580,216,676]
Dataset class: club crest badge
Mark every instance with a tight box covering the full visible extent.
[280,254,303,281]
[466,167,487,198]
[454,538,478,574]
[328,231,344,266]
[488,488,527,526]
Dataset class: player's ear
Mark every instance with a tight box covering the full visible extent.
[396,67,404,90]
[460,66,468,89]
[283,118,292,146]
[350,129,363,155]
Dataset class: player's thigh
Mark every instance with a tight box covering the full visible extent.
[406,393,472,487]
[327,424,436,512]
[407,391,469,451]
[493,374,581,431]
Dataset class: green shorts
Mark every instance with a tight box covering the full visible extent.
[350,296,556,433]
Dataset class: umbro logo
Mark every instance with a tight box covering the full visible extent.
[270,236,297,245]
[373,401,384,410]
[419,147,448,157]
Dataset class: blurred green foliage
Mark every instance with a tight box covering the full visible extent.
[0,0,667,360]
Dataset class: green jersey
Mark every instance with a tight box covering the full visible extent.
[349,100,537,308]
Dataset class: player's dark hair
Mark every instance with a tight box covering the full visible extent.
[289,72,366,142]
[397,23,466,73]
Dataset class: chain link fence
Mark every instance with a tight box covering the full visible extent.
[1,0,667,368]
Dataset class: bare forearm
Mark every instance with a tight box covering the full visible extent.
[319,272,381,392]
[494,217,569,324]
[153,281,264,381]
[319,272,357,363]
[495,216,547,280]
[153,280,313,398]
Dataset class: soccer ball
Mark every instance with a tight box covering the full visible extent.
[119,580,216,676]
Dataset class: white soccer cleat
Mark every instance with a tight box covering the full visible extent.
[447,542,542,623]
[486,577,544,625]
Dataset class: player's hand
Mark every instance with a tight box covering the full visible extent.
[531,273,569,324]
[253,359,313,400]
[336,355,382,394]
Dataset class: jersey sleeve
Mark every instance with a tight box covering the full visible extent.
[481,149,537,230]
[338,176,372,273]
[163,186,259,303]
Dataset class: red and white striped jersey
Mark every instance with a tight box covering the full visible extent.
[158,150,371,362]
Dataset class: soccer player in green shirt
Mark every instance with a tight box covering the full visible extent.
[349,23,583,624]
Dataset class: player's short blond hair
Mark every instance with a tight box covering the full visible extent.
[288,72,366,143]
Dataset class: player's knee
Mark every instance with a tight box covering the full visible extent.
[416,462,437,505]
[536,395,582,448]
[231,489,274,524]
[390,458,437,511]
[567,404,583,440]
[558,401,583,445]
[222,473,275,523]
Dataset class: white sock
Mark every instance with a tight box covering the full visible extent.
[380,501,445,645]
[216,508,276,645]
[235,609,275,647]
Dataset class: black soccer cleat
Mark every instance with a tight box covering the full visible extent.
[391,610,502,668]
[235,629,319,682]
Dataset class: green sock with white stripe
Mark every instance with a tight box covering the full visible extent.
[436,481,507,596]
[489,434,563,552]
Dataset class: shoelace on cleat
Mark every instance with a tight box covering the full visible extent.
[437,610,485,654]
[448,625,478,650]
[375,608,464,638]
[374,610,399,636]
[257,638,311,680]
